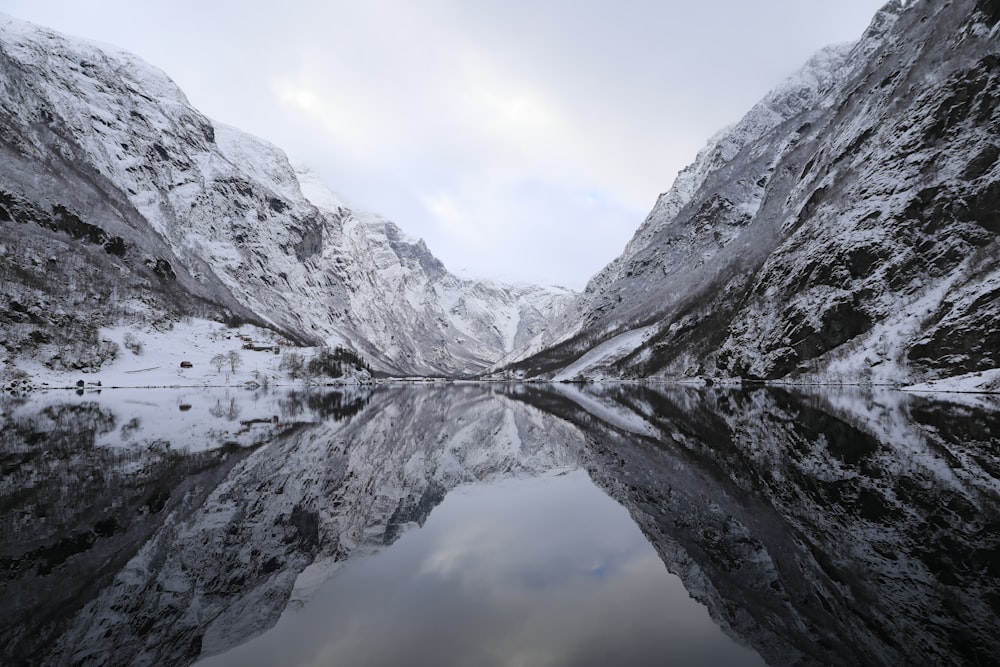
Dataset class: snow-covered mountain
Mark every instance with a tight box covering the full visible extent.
[0,14,573,379]
[502,0,1000,386]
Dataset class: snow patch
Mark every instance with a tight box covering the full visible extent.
[553,326,657,381]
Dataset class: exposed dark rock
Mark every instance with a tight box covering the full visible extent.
[293,216,324,262]
[961,144,1000,181]
[145,258,176,282]
[288,504,320,550]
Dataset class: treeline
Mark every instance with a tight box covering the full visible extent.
[279,345,371,381]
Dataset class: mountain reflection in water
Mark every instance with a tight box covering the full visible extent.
[1,384,997,666]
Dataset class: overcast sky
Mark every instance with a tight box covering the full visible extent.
[3,1,887,289]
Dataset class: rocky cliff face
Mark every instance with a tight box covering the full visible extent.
[505,0,1000,385]
[0,14,573,378]
[294,170,574,376]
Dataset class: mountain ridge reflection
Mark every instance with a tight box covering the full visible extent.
[1,384,997,666]
[503,383,1000,667]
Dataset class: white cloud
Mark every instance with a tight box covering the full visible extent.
[2,0,889,288]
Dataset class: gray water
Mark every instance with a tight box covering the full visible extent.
[2,383,998,666]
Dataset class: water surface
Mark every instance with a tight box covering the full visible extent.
[198,469,760,667]
[2,383,998,666]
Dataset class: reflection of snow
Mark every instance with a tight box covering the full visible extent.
[203,468,762,667]
[904,368,1000,398]
[5,384,371,453]
[551,383,657,436]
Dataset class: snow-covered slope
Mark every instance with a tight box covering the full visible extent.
[293,169,574,376]
[504,0,1000,386]
[0,14,573,379]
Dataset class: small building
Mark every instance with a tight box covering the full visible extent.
[180,361,193,368]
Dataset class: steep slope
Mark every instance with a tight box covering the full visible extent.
[505,0,1000,385]
[0,14,572,378]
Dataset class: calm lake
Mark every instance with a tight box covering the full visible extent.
[2,383,998,666]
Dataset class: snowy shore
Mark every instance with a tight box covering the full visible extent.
[3,318,371,391]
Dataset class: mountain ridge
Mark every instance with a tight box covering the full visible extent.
[0,12,574,379]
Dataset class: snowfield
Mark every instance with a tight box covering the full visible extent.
[903,368,1000,396]
[10,318,370,390]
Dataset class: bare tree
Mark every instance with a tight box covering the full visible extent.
[279,351,305,380]
[209,399,226,418]
[210,353,227,373]
[226,350,242,373]
[123,332,143,355]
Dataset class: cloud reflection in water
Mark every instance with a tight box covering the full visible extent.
[198,469,764,667]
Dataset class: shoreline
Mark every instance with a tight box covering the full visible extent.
[5,376,999,397]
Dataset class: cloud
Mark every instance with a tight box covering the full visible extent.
[259,13,649,286]
[195,469,766,667]
[3,0,890,289]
